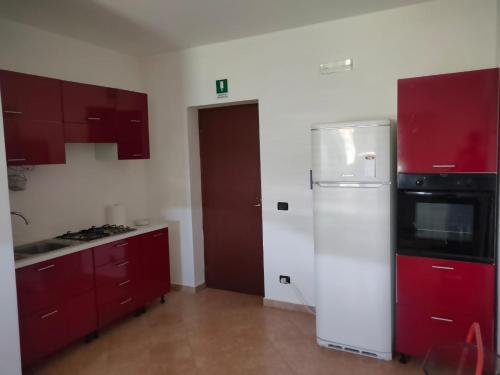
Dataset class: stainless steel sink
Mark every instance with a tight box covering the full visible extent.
[14,239,79,256]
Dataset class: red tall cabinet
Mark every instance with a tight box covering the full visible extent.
[396,68,499,359]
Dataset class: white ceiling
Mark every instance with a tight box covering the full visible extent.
[0,0,431,56]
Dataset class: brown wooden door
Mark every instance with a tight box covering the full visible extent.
[199,103,264,296]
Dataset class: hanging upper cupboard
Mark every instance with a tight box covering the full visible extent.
[0,69,149,165]
[398,68,499,174]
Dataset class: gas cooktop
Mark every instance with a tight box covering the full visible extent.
[56,225,136,242]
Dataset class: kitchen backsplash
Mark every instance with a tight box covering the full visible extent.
[9,143,148,245]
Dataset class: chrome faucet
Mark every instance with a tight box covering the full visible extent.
[10,211,29,225]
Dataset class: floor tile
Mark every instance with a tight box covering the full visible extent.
[26,289,422,375]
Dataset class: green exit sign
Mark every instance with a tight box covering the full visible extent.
[216,79,228,98]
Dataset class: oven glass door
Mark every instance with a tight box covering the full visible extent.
[397,190,494,262]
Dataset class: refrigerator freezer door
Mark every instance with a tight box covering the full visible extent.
[312,123,391,183]
[314,184,392,359]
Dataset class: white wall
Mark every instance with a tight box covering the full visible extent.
[0,96,22,374]
[141,0,498,303]
[0,18,149,244]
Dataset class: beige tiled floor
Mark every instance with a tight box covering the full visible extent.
[27,288,422,375]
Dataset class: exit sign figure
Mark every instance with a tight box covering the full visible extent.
[216,79,228,98]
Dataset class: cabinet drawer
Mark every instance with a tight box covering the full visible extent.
[16,249,94,317]
[96,277,139,307]
[95,258,140,287]
[97,294,140,327]
[95,259,141,306]
[93,238,138,267]
[396,304,494,357]
[19,290,97,367]
[396,255,495,316]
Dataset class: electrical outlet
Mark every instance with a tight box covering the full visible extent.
[279,275,291,284]
[277,202,289,211]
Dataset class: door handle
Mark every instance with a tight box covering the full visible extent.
[253,203,261,207]
[130,119,142,123]
[87,117,101,121]
[3,110,23,115]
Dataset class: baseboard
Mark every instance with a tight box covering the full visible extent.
[171,283,206,294]
[263,298,315,315]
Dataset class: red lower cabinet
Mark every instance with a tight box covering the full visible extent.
[16,250,95,317]
[93,229,170,327]
[396,305,494,358]
[16,229,170,368]
[396,255,495,357]
[19,291,97,366]
[142,229,171,302]
[16,249,97,367]
[94,236,144,327]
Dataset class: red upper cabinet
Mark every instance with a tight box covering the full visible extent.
[116,90,149,160]
[62,81,117,143]
[0,70,65,165]
[397,68,499,174]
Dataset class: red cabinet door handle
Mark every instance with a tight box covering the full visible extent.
[8,158,27,162]
[119,280,131,287]
[432,164,456,169]
[120,298,132,305]
[153,233,163,238]
[87,117,101,121]
[40,309,58,319]
[431,316,454,323]
[36,264,55,272]
[3,110,23,115]
[431,265,454,270]
[114,242,128,248]
[116,261,129,268]
[130,119,141,124]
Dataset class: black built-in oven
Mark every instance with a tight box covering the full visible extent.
[397,173,496,263]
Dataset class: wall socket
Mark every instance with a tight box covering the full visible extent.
[279,275,291,284]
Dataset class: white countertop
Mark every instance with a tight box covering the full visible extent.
[14,222,169,269]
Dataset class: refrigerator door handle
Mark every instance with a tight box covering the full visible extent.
[315,182,387,188]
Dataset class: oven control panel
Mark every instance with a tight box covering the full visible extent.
[398,173,496,191]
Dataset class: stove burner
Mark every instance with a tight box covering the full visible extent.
[56,224,136,242]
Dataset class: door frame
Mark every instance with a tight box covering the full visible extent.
[185,100,262,290]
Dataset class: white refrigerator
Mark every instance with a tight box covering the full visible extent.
[312,119,393,361]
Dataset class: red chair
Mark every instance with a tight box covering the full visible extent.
[456,323,484,375]
[423,322,486,375]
